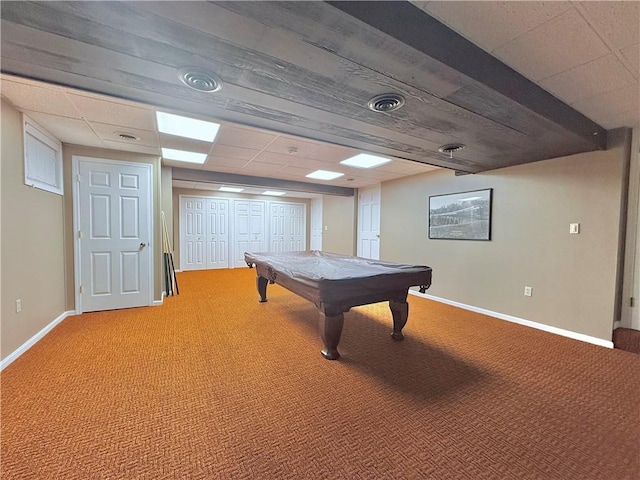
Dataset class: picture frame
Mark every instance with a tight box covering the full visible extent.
[429,188,493,240]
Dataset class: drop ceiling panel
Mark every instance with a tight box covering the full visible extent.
[281,156,340,170]
[239,161,287,176]
[66,94,156,131]
[209,144,261,161]
[1,79,82,118]
[264,136,322,157]
[215,125,278,150]
[540,54,637,105]
[163,159,205,169]
[204,156,249,169]
[24,112,102,146]
[579,1,640,50]
[621,43,640,75]
[306,144,359,163]
[414,1,573,52]
[573,84,640,123]
[158,133,212,154]
[100,140,161,156]
[276,165,327,180]
[250,151,298,166]
[493,9,610,81]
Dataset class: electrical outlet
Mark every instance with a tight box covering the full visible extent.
[16,299,21,313]
[524,286,532,297]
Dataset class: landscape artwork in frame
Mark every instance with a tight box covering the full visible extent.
[429,189,493,240]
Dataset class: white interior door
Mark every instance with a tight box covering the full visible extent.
[75,157,152,312]
[269,203,287,252]
[310,198,323,251]
[357,185,381,259]
[180,196,206,271]
[234,200,266,266]
[207,198,229,269]
[288,203,306,251]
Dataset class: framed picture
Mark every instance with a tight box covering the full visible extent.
[429,188,493,240]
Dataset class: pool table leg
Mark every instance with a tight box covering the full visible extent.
[256,275,268,302]
[389,299,409,340]
[319,311,344,360]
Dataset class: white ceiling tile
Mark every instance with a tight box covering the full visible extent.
[572,83,639,124]
[204,156,249,169]
[414,1,573,52]
[540,54,636,105]
[23,112,102,146]
[158,133,212,153]
[209,143,261,160]
[163,159,204,169]
[1,80,82,118]
[90,123,159,147]
[66,94,156,130]
[101,140,161,156]
[493,8,610,81]
[240,161,286,176]
[215,125,279,150]
[599,107,640,129]
[282,157,338,170]
[579,1,640,50]
[306,144,359,163]
[252,151,297,165]
[265,136,322,157]
[621,43,640,77]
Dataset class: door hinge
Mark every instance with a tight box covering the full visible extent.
[76,174,81,182]
[79,285,83,294]
[78,230,82,239]
[631,297,635,308]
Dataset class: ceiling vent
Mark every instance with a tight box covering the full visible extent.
[438,143,466,158]
[367,93,405,113]
[177,68,223,93]
[116,132,140,141]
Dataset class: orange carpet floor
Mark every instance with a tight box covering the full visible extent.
[1,268,639,479]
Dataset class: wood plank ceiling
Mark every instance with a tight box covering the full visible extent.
[1,1,610,174]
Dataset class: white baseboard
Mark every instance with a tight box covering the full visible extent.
[1,310,77,371]
[409,290,614,349]
[153,292,165,306]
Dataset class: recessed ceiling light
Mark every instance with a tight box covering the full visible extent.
[219,186,244,193]
[306,170,344,180]
[340,153,391,169]
[177,68,223,93]
[156,111,220,142]
[262,190,286,196]
[161,148,207,164]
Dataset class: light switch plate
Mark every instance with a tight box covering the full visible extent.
[569,223,580,234]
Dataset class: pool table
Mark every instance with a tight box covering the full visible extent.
[244,251,432,360]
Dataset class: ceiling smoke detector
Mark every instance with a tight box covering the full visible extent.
[438,143,466,158]
[177,68,223,93]
[367,93,405,113]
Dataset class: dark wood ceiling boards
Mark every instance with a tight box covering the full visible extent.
[1,1,608,174]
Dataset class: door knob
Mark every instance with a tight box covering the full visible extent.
[140,242,146,248]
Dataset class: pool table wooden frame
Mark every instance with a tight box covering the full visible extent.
[245,251,432,360]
